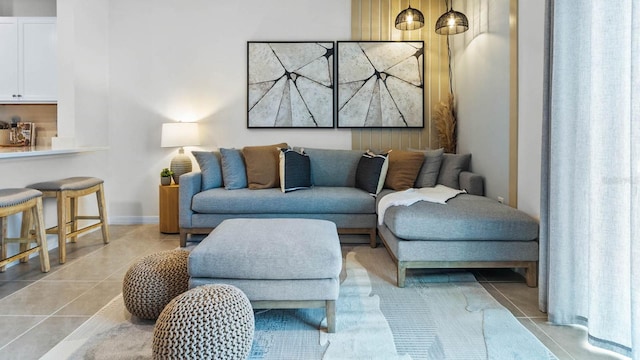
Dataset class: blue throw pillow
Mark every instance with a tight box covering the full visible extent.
[192,151,223,190]
[219,148,247,190]
[279,148,311,193]
[355,151,389,196]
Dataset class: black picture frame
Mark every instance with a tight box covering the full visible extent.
[247,41,335,128]
[336,41,425,128]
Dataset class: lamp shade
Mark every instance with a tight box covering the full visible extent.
[395,6,425,31]
[161,122,200,148]
[435,9,469,35]
[161,122,200,184]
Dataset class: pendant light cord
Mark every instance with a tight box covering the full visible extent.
[445,0,454,95]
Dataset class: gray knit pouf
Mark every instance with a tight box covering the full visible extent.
[152,284,255,360]
[122,249,190,320]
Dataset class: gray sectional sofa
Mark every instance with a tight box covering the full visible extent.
[179,148,378,246]
[179,146,539,287]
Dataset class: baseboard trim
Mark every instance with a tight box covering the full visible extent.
[109,216,158,225]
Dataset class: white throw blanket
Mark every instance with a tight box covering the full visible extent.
[377,185,466,225]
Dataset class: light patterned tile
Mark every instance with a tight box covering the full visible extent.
[0,315,46,348]
[54,281,123,316]
[0,281,97,316]
[0,316,89,360]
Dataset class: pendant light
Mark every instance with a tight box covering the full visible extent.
[435,0,469,35]
[395,3,425,31]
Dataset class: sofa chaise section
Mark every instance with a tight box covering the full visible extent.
[377,193,539,288]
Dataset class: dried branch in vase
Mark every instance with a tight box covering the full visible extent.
[433,93,457,153]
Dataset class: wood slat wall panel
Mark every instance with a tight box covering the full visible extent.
[350,0,449,151]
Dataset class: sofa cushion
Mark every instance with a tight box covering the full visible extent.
[279,148,311,192]
[192,187,375,214]
[412,148,444,188]
[355,151,389,195]
[192,151,223,190]
[381,193,539,241]
[303,148,362,187]
[437,153,471,189]
[220,148,247,190]
[243,143,287,189]
[384,150,424,191]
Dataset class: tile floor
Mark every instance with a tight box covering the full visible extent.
[0,225,629,359]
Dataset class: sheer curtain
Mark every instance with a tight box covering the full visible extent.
[540,0,639,358]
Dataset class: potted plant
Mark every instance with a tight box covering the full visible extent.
[160,168,173,185]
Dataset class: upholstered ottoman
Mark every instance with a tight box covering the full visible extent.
[188,218,342,333]
[153,284,254,360]
[122,249,190,320]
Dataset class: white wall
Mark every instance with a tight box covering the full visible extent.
[105,0,352,223]
[517,1,544,219]
[1,1,351,243]
[0,0,56,16]
[452,0,511,203]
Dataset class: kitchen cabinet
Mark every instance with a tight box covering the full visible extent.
[0,17,57,103]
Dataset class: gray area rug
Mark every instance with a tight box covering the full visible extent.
[42,246,556,360]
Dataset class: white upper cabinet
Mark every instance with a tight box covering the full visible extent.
[0,17,57,103]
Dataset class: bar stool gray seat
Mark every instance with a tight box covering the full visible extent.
[28,177,109,264]
[0,188,50,272]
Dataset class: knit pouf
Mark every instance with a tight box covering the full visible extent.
[152,284,255,360]
[122,249,190,320]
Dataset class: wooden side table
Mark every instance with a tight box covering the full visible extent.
[159,184,179,234]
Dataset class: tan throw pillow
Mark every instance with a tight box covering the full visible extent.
[384,150,425,191]
[242,143,288,189]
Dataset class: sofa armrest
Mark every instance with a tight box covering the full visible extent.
[459,171,484,196]
[179,171,202,228]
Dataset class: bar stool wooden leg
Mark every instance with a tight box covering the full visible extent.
[0,217,6,272]
[19,210,31,263]
[57,190,67,264]
[97,184,110,244]
[70,195,78,243]
[34,197,50,272]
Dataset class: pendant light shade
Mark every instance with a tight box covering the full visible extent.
[435,6,469,35]
[395,5,425,31]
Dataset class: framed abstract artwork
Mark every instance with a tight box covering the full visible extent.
[247,41,335,128]
[337,41,424,128]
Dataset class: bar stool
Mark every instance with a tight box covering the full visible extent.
[0,188,50,272]
[28,177,110,264]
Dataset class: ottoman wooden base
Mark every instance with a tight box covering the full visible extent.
[188,218,342,333]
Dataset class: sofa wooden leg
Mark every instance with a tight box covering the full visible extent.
[179,230,188,247]
[397,263,407,288]
[369,229,377,248]
[326,300,336,333]
[525,262,538,287]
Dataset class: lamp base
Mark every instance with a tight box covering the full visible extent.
[170,148,192,184]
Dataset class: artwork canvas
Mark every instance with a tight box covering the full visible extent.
[247,42,334,128]
[337,41,424,128]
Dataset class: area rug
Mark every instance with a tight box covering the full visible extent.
[42,246,556,360]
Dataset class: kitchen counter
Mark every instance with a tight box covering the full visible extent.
[0,146,108,159]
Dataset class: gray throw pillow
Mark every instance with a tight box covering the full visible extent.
[219,148,247,190]
[412,148,444,188]
[437,153,471,189]
[192,151,223,190]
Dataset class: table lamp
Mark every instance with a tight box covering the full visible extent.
[161,122,200,184]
